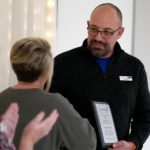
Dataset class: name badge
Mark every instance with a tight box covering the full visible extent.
[92,101,118,148]
[119,76,133,81]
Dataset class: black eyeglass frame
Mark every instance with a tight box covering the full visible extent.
[87,26,121,39]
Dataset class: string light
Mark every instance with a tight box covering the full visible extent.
[45,0,56,44]
[47,16,53,23]
[23,2,28,36]
[33,0,41,35]
[33,25,37,32]
[47,0,55,8]
[8,0,12,41]
[45,31,53,38]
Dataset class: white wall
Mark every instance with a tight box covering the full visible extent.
[133,1,150,149]
[55,0,134,56]
[133,0,150,88]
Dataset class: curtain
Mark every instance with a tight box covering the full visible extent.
[0,0,56,91]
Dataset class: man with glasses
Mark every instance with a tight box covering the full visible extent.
[50,3,150,150]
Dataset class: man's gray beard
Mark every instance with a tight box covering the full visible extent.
[87,44,112,58]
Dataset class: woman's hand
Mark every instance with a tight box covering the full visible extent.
[19,109,59,150]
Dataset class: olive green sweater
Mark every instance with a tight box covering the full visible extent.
[0,88,97,150]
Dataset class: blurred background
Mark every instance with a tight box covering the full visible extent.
[0,0,150,149]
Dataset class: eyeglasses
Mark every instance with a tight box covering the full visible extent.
[87,26,121,39]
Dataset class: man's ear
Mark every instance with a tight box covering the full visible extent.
[117,27,124,39]
[87,21,90,27]
[119,27,124,36]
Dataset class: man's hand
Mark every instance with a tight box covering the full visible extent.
[108,140,136,150]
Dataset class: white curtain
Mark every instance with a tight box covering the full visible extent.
[0,0,56,91]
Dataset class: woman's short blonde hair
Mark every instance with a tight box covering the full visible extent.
[10,37,53,90]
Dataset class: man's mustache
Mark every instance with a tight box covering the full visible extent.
[91,40,107,47]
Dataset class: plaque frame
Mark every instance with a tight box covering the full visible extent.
[92,101,118,148]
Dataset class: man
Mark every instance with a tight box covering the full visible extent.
[50,3,150,150]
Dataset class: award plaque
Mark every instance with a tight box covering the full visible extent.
[92,101,118,148]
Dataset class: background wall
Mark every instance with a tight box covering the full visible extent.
[133,1,150,149]
[133,0,150,88]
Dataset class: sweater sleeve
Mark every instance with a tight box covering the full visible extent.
[55,94,97,150]
[128,63,150,149]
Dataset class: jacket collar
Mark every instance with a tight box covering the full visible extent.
[81,39,124,58]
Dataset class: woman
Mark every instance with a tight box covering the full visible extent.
[0,37,96,150]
